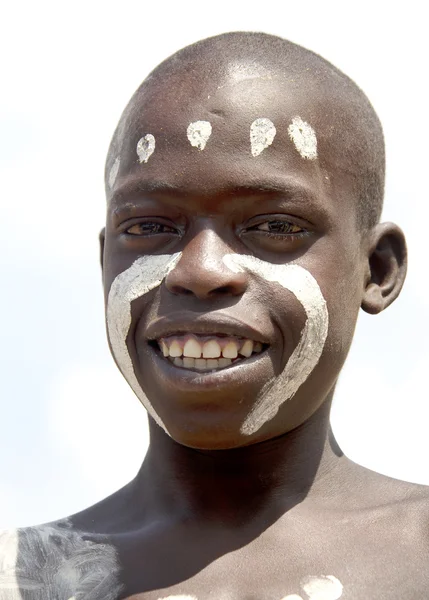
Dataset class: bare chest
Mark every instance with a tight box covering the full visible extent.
[121,510,429,600]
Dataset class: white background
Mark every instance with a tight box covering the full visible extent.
[1,0,427,529]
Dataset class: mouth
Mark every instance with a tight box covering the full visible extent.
[149,333,268,372]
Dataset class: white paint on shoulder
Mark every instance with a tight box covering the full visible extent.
[108,156,120,189]
[137,133,156,163]
[288,116,318,160]
[250,117,276,157]
[187,121,212,151]
[223,254,329,435]
[0,529,20,598]
[107,253,182,433]
[0,521,123,600]
[301,575,343,600]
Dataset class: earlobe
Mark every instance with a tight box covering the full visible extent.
[99,228,105,273]
[361,222,407,314]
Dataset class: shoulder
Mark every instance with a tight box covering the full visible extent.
[342,459,429,533]
[0,518,124,600]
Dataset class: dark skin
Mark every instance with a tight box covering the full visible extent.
[12,57,428,599]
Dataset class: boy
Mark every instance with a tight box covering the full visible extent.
[0,32,425,600]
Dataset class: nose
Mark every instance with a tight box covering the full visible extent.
[164,229,248,299]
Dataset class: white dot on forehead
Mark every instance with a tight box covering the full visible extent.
[288,116,318,160]
[250,117,276,157]
[301,575,343,600]
[136,133,156,163]
[108,156,120,189]
[187,120,212,150]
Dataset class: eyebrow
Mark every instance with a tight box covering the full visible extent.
[110,176,331,222]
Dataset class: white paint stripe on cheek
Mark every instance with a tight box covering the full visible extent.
[250,117,276,157]
[107,253,182,433]
[301,575,343,599]
[223,254,329,436]
[288,116,318,160]
[137,134,156,163]
[187,120,212,150]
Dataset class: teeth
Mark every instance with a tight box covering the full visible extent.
[161,335,265,370]
[183,338,202,358]
[169,340,183,357]
[202,339,221,358]
[239,339,254,357]
[222,341,238,359]
[219,358,232,367]
[160,340,169,357]
[206,359,219,369]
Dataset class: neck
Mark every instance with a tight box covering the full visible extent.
[131,397,344,528]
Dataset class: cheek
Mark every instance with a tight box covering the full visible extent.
[318,261,363,367]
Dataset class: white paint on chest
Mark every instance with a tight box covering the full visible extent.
[223,254,329,435]
[288,116,318,160]
[301,575,343,599]
[107,253,182,433]
[0,521,123,599]
[250,117,276,157]
[187,121,212,150]
[136,133,156,163]
[108,156,120,189]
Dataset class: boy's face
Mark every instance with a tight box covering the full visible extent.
[102,72,369,449]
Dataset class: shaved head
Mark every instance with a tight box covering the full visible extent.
[106,31,384,231]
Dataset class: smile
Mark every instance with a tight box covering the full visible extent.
[154,334,265,372]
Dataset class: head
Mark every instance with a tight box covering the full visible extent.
[100,32,406,450]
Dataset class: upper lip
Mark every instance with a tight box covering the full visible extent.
[144,312,271,344]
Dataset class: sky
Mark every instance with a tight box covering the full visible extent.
[0,0,428,529]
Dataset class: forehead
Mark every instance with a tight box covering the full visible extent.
[107,68,359,223]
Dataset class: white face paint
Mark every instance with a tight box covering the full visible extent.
[136,133,156,163]
[250,118,277,157]
[108,156,120,190]
[107,252,327,437]
[281,595,304,600]
[107,253,182,433]
[223,254,328,436]
[288,116,318,160]
[187,121,212,150]
[0,521,122,600]
[301,575,343,600]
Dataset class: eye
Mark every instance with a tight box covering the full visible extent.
[125,221,178,236]
[252,220,304,235]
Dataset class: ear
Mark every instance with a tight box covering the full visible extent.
[361,222,407,315]
[99,227,105,272]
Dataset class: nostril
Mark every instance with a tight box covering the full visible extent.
[169,285,195,296]
[210,285,236,296]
